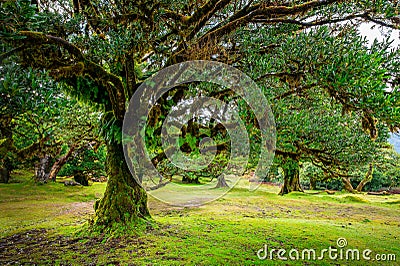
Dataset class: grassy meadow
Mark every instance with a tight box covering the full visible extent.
[0,169,399,265]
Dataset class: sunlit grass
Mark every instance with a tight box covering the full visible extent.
[0,170,399,265]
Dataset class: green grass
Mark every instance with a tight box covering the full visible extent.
[0,169,104,237]
[0,170,399,265]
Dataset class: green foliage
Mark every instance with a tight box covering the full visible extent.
[239,25,399,187]
[0,0,55,35]
[183,133,197,151]
[300,162,343,190]
[0,61,102,179]
[0,63,57,119]
[69,77,110,108]
[2,0,400,229]
[156,151,230,182]
[358,169,400,191]
[353,149,400,191]
[59,145,106,177]
[99,112,122,145]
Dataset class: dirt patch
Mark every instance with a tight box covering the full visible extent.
[0,224,176,265]
[58,201,95,217]
[0,230,126,265]
[148,199,188,216]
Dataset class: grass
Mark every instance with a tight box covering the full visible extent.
[0,169,104,237]
[0,169,399,265]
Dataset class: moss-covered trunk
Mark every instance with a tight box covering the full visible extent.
[34,155,52,183]
[0,167,10,183]
[215,174,229,188]
[356,163,374,192]
[341,176,357,193]
[92,139,150,231]
[48,144,77,181]
[1,116,14,183]
[309,176,317,190]
[279,157,303,195]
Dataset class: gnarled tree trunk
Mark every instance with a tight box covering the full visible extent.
[1,117,14,183]
[341,176,357,193]
[215,174,229,188]
[0,167,10,183]
[309,176,317,190]
[35,154,52,183]
[92,138,150,231]
[48,144,77,181]
[279,157,303,195]
[356,163,374,192]
[73,170,88,186]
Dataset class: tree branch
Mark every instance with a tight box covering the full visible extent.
[19,31,84,61]
[168,0,342,64]
[252,12,367,27]
[7,31,126,120]
[362,13,400,30]
[185,0,230,26]
[198,0,341,47]
[186,0,232,40]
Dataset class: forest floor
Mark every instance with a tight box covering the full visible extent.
[0,169,399,265]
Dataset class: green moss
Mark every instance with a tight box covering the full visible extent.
[0,169,105,237]
[1,172,399,265]
[286,191,309,197]
[341,195,369,203]
[385,199,400,205]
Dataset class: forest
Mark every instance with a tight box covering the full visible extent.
[0,0,399,265]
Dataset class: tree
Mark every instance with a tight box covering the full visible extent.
[240,26,400,194]
[0,63,58,181]
[1,0,399,231]
[0,63,100,183]
[59,143,107,184]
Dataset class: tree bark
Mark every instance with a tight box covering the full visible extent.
[35,155,52,183]
[341,176,357,193]
[48,144,77,181]
[279,157,303,195]
[1,116,14,183]
[356,163,374,192]
[92,138,150,231]
[73,170,88,186]
[309,176,317,190]
[182,176,200,184]
[0,167,10,183]
[215,174,229,188]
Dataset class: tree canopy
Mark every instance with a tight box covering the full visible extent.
[1,0,399,232]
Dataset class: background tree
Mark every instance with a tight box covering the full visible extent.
[1,0,399,232]
[58,143,107,186]
[240,26,400,194]
[299,145,400,193]
[0,63,101,183]
[0,63,58,182]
